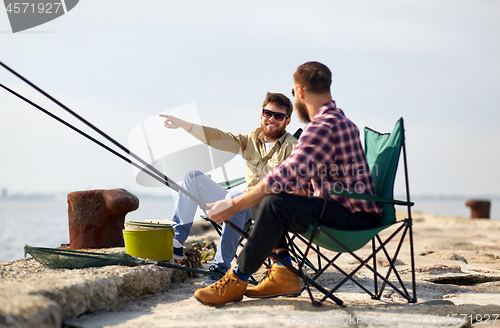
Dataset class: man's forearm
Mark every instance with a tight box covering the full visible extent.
[189,124,243,155]
[179,119,193,132]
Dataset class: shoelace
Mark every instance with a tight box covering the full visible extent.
[260,267,276,282]
[210,274,240,296]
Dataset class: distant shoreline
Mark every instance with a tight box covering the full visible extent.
[1,193,498,220]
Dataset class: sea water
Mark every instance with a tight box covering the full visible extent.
[410,196,500,219]
[0,195,498,264]
[0,195,175,264]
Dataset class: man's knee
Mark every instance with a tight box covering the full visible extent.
[225,189,243,200]
[183,169,203,180]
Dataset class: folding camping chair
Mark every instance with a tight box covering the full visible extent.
[289,117,416,306]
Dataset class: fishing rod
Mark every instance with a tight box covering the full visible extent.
[0,60,248,238]
[0,62,175,192]
[0,62,343,306]
[0,82,181,192]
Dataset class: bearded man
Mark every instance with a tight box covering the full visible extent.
[160,92,297,284]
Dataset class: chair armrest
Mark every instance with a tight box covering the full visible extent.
[218,177,246,190]
[328,189,414,206]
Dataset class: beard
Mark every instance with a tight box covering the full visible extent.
[261,121,286,140]
[295,98,310,124]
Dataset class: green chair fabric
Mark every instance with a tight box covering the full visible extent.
[364,119,403,226]
[300,225,389,253]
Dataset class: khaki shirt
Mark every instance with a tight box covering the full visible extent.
[189,123,297,188]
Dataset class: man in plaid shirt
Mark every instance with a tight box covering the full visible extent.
[195,61,383,307]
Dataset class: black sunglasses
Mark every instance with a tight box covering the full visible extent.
[262,109,289,121]
[291,85,305,97]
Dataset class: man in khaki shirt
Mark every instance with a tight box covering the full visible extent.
[160,92,297,284]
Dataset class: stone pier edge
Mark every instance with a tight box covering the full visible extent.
[0,263,174,328]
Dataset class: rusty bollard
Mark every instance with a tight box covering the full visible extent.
[67,189,139,249]
[465,199,491,219]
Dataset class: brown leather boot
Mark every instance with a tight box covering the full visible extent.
[245,263,301,298]
[194,269,248,307]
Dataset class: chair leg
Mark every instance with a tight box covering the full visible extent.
[316,244,322,271]
[206,219,223,237]
[296,227,322,306]
[376,230,411,299]
[378,220,416,303]
[408,220,417,303]
[288,239,320,273]
[372,238,379,300]
[293,225,344,306]
[270,251,343,307]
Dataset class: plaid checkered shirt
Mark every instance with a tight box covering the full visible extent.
[263,100,383,216]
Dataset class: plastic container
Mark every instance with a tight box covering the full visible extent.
[122,221,174,261]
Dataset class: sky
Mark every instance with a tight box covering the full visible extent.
[1,0,499,200]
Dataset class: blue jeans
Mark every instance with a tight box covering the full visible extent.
[171,170,250,273]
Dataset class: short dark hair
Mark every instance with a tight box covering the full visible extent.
[262,92,293,117]
[293,61,332,94]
